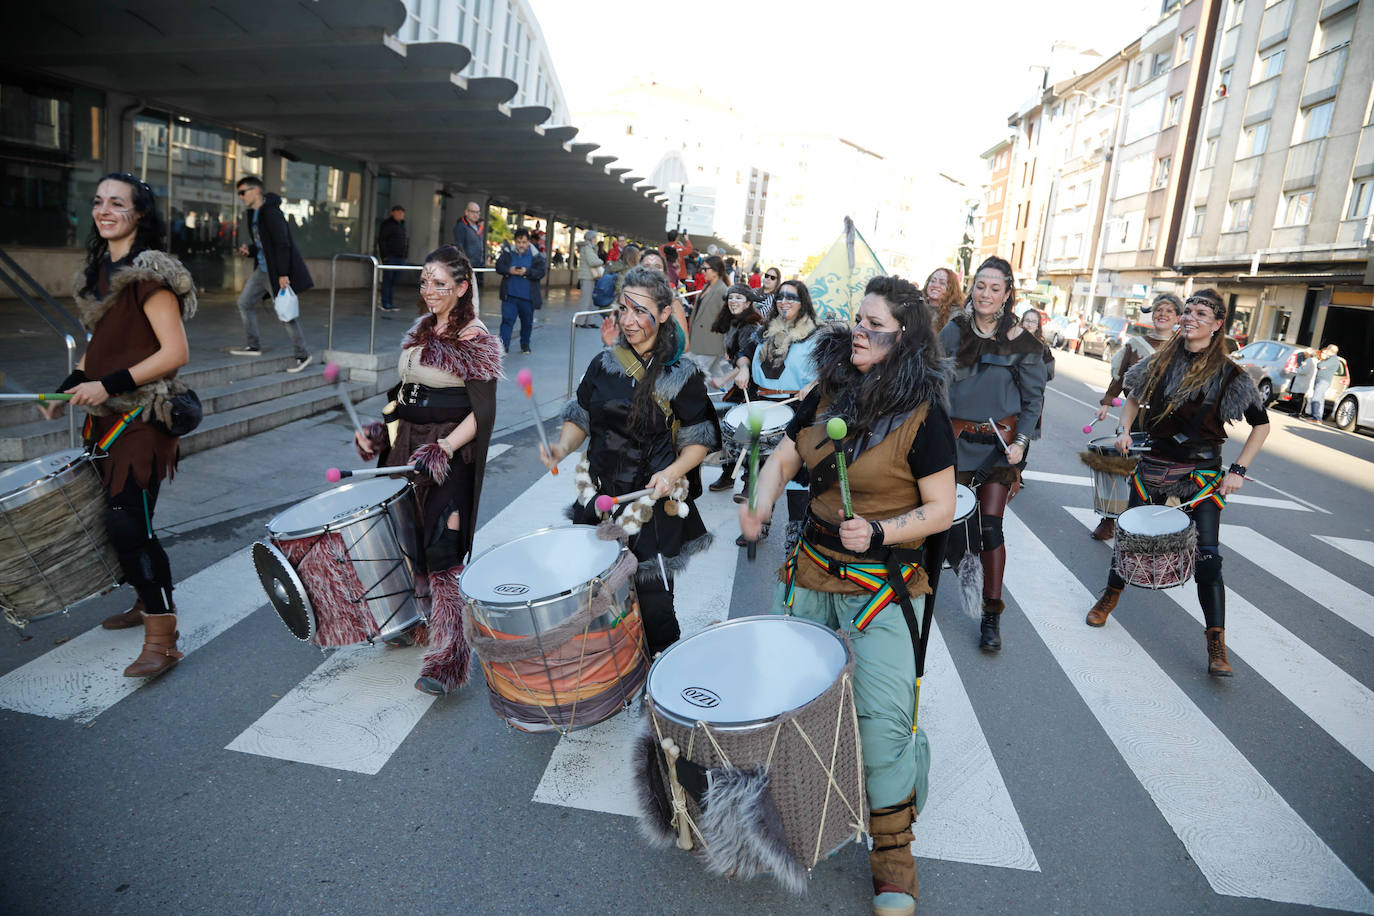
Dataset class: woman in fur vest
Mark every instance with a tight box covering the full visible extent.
[354,245,502,696]
[739,275,956,916]
[938,256,1047,653]
[1085,289,1268,676]
[540,266,721,657]
[41,173,193,678]
[705,282,765,493]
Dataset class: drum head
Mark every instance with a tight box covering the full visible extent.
[460,526,622,606]
[1117,505,1190,536]
[648,616,847,728]
[0,449,87,508]
[953,484,977,523]
[267,476,410,538]
[1087,434,1150,456]
[252,540,314,641]
[724,402,795,442]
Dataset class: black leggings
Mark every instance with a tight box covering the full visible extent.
[1107,492,1224,629]
[106,476,173,615]
[636,573,678,656]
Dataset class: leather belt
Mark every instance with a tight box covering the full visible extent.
[951,415,1017,439]
[756,386,798,400]
[398,382,470,409]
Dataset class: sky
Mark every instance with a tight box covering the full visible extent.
[528,0,1161,186]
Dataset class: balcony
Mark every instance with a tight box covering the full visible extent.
[1229,156,1263,196]
[1141,7,1181,53]
[1283,139,1325,191]
[1270,226,1309,249]
[1302,46,1347,108]
[1245,78,1279,126]
[1259,0,1292,50]
[1217,231,1250,256]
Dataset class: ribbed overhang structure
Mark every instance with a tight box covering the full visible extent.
[9,0,671,238]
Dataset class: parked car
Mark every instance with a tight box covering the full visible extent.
[1231,340,1349,411]
[1044,315,1079,349]
[1079,315,1154,362]
[1333,386,1374,432]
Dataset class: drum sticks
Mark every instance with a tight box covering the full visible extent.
[0,393,73,402]
[325,465,416,483]
[322,362,365,436]
[1083,399,1123,434]
[745,410,764,562]
[827,417,854,520]
[661,737,694,850]
[516,368,558,476]
[594,488,656,512]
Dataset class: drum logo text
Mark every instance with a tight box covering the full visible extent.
[494,583,530,596]
[681,687,721,708]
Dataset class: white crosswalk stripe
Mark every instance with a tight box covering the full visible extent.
[1003,509,1374,913]
[1316,534,1374,569]
[1221,526,1374,639]
[1020,469,1309,511]
[1066,507,1374,774]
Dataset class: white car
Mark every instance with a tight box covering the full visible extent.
[1332,386,1374,433]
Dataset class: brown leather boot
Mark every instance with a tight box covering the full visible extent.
[102,598,177,630]
[1086,586,1122,627]
[870,794,918,916]
[123,614,184,678]
[1206,627,1233,677]
[1090,517,1116,540]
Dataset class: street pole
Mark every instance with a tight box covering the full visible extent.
[1083,82,1129,320]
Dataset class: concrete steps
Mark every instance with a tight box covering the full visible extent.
[0,355,396,463]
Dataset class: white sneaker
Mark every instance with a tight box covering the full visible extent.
[287,355,313,374]
[229,346,261,356]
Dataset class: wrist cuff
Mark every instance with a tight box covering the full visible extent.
[869,519,885,548]
[58,369,89,392]
[100,369,137,396]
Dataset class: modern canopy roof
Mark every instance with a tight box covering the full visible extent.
[9,0,671,238]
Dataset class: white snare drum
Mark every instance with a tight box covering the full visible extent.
[947,483,979,557]
[254,476,428,645]
[640,616,866,888]
[721,402,794,467]
[462,526,644,732]
[0,449,121,625]
[1113,505,1197,589]
[1085,434,1148,519]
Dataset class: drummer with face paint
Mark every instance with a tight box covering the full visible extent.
[1084,288,1269,676]
[542,266,722,657]
[739,275,955,916]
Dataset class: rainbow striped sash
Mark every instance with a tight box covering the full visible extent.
[783,538,920,631]
[1130,465,1226,509]
[83,406,145,452]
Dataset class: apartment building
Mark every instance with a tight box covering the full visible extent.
[1177,0,1373,382]
[978,138,1014,268]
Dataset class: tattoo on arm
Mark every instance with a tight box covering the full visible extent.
[888,507,926,527]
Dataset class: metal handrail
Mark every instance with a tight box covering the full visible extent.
[567,307,614,396]
[0,257,79,446]
[329,255,498,354]
[0,248,86,342]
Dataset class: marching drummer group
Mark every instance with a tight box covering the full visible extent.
[24,175,1269,916]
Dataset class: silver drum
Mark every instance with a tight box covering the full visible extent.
[255,476,427,645]
[721,401,795,467]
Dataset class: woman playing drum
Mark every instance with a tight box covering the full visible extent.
[740,276,955,916]
[40,173,194,677]
[355,245,502,695]
[1085,289,1268,676]
[541,265,721,657]
[706,283,764,493]
[1087,292,1181,540]
[937,256,1047,652]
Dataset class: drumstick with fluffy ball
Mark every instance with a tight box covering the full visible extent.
[594,488,656,512]
[322,362,366,436]
[516,368,558,476]
[826,417,854,520]
[745,409,764,561]
[1082,400,1124,434]
[325,464,417,483]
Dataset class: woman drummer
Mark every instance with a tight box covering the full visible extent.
[1084,289,1268,676]
[937,256,1047,652]
[41,173,194,678]
[1087,292,1181,540]
[355,245,502,696]
[739,275,955,916]
[541,265,721,657]
[706,282,765,493]
[749,278,821,548]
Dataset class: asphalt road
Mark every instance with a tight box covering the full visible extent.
[1,331,1370,916]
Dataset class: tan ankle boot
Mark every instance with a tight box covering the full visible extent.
[123,613,184,678]
[1090,517,1116,540]
[1206,627,1233,677]
[1086,586,1122,627]
[869,794,918,916]
[102,598,145,630]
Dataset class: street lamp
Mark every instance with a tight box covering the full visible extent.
[1070,88,1128,320]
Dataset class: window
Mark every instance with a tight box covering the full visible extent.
[1313,9,1355,57]
[1241,122,1269,156]
[1154,156,1172,189]
[1224,0,1245,31]
[1143,217,1161,249]
[1164,94,1184,128]
[1253,48,1285,83]
[1151,53,1171,79]
[1189,206,1207,236]
[1350,179,1373,219]
[1279,190,1313,225]
[1225,198,1253,230]
[1177,30,1196,64]
[1296,101,1335,142]
[1203,137,1219,167]
[984,218,999,238]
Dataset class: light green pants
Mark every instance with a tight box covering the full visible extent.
[771,581,930,811]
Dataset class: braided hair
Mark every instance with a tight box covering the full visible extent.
[618,265,683,436]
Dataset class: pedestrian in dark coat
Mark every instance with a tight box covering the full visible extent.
[376,205,409,311]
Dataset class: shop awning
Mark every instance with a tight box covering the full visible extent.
[9,0,670,238]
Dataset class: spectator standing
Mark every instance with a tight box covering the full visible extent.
[747,265,762,289]
[231,176,314,372]
[1291,349,1317,417]
[756,266,781,320]
[495,227,546,354]
[687,255,729,363]
[1304,344,1341,422]
[607,236,623,263]
[923,266,963,332]
[662,229,693,275]
[452,200,486,301]
[375,205,408,312]
[576,229,604,323]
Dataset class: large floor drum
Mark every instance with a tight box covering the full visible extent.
[644,616,866,881]
[462,526,645,733]
[0,449,121,625]
[721,402,794,468]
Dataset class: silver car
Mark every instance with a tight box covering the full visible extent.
[1333,386,1374,433]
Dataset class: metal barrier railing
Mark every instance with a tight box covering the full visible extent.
[0,249,81,446]
[567,308,614,396]
[328,254,495,355]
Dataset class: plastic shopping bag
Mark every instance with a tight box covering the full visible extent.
[274,285,300,322]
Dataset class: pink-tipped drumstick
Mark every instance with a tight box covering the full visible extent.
[325,465,416,482]
[323,362,365,436]
[516,368,558,476]
[595,488,655,511]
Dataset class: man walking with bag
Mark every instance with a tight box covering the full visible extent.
[231,175,314,372]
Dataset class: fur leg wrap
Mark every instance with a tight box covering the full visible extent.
[633,731,677,847]
[956,551,985,620]
[418,568,471,691]
[699,766,807,894]
[869,795,919,900]
[409,442,451,485]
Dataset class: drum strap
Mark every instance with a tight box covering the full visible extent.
[782,537,921,633]
[612,345,680,444]
[83,406,144,452]
[1131,463,1226,509]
